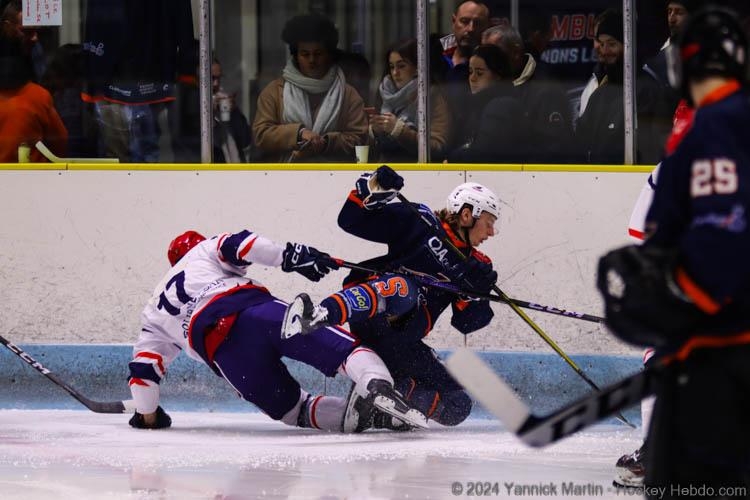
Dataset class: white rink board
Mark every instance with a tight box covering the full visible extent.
[0,169,646,354]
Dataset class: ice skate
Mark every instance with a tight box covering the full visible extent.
[341,383,375,433]
[281,293,330,339]
[366,379,428,430]
[613,444,645,488]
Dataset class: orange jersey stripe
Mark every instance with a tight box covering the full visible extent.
[675,268,721,314]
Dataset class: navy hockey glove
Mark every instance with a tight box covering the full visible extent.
[281,242,339,282]
[451,259,497,294]
[355,165,404,210]
[597,244,707,348]
[129,406,172,429]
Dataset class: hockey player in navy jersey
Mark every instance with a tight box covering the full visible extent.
[127,229,427,432]
[282,165,499,430]
[597,5,750,497]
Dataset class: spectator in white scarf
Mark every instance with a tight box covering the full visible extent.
[252,14,367,163]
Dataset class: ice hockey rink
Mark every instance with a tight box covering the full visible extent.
[0,410,645,500]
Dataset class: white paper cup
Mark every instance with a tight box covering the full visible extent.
[218,98,231,122]
[355,145,369,163]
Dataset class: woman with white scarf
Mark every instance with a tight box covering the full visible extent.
[370,38,451,163]
[253,14,368,163]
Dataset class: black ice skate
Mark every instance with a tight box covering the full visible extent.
[366,379,428,430]
[281,293,330,339]
[341,379,428,432]
[341,383,375,433]
[613,444,645,488]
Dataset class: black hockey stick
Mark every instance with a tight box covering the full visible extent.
[395,193,634,428]
[330,258,605,324]
[446,348,656,447]
[0,334,135,414]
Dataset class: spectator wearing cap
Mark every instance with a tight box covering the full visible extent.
[252,14,367,163]
[575,10,666,164]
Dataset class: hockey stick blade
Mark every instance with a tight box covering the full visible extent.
[446,348,655,447]
[1,335,135,414]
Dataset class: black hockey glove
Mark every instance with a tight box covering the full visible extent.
[129,406,172,429]
[451,259,497,294]
[355,165,404,210]
[597,244,707,348]
[281,242,339,282]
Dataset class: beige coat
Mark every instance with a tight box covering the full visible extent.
[252,77,368,163]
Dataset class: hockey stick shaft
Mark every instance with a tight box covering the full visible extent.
[394,193,633,428]
[447,348,657,447]
[331,258,604,323]
[0,334,135,414]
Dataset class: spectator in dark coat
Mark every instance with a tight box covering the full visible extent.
[448,44,524,163]
[575,11,668,164]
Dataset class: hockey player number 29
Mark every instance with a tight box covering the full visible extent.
[157,271,193,316]
[691,159,738,197]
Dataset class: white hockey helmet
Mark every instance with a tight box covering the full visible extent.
[446,182,500,219]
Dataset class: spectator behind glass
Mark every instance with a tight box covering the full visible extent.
[370,38,451,163]
[575,10,666,164]
[41,44,98,158]
[338,51,372,105]
[211,58,251,163]
[81,0,195,163]
[252,14,367,163]
[448,44,524,163]
[440,1,490,151]
[0,0,43,80]
[482,24,573,163]
[578,9,616,122]
[0,35,67,162]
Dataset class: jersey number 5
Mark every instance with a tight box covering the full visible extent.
[157,271,193,316]
[691,159,738,197]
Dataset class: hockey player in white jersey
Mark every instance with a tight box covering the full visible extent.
[127,229,427,432]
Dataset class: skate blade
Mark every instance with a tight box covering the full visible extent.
[280,315,302,339]
[612,472,644,489]
[281,301,304,339]
[372,395,429,429]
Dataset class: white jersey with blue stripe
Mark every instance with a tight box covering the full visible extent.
[129,230,285,413]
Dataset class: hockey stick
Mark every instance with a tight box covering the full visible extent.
[35,141,119,163]
[446,348,656,447]
[0,334,135,414]
[395,193,634,428]
[330,258,605,324]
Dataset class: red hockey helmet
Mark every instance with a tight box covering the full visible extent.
[167,230,206,266]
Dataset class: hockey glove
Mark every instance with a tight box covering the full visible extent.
[451,259,497,294]
[355,165,404,210]
[597,244,707,348]
[281,242,339,282]
[129,406,172,429]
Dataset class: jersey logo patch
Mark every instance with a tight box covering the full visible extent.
[691,204,746,233]
[342,287,373,312]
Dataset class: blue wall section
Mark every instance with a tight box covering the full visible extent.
[0,345,644,425]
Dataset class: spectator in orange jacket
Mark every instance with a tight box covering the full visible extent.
[0,35,67,162]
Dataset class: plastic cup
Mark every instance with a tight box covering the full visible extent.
[355,145,369,163]
[218,98,231,122]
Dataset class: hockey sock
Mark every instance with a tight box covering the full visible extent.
[320,284,383,326]
[339,347,393,398]
[298,395,348,431]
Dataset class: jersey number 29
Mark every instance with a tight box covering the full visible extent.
[691,159,738,197]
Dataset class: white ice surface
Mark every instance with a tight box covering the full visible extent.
[0,410,645,500]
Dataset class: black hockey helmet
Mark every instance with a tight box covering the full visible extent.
[667,5,748,101]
